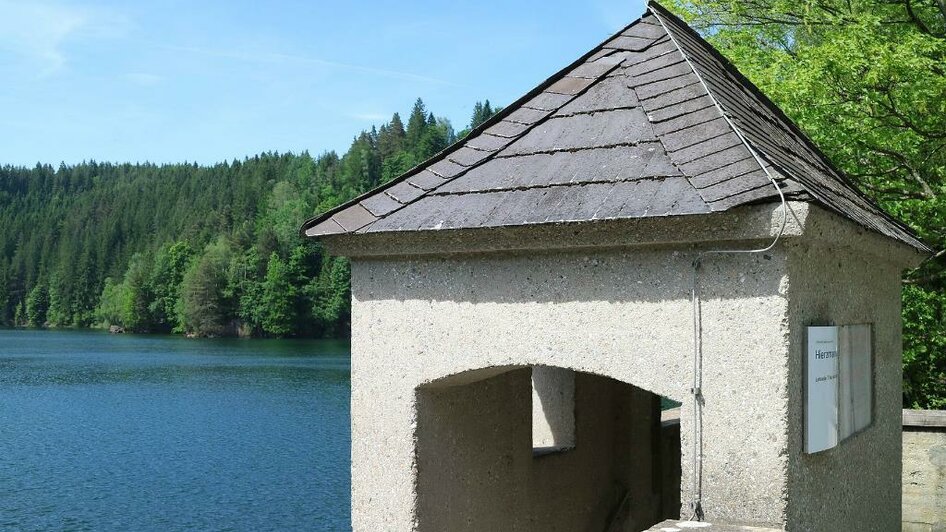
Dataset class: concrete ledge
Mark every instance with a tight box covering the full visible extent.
[902,409,946,531]
[646,519,780,531]
[322,201,924,267]
[323,202,807,258]
[662,407,681,427]
[903,409,946,428]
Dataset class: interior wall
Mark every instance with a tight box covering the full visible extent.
[415,369,664,532]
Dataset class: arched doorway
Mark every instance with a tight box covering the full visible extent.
[415,366,682,531]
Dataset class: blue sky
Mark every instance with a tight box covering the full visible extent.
[0,0,648,167]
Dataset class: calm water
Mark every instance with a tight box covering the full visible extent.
[0,329,351,531]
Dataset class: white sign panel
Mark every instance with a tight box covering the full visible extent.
[805,324,874,454]
[806,326,839,453]
[839,324,873,436]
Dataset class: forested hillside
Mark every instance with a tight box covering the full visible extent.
[0,98,499,338]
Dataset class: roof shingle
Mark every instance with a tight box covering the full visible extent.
[301,1,928,252]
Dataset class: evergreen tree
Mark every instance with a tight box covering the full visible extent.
[405,98,429,152]
[381,151,415,184]
[121,253,153,332]
[378,113,406,159]
[418,116,453,160]
[149,241,194,331]
[0,262,9,325]
[458,100,503,139]
[470,100,494,129]
[14,301,25,327]
[46,272,67,327]
[25,282,48,327]
[310,257,350,336]
[96,278,128,328]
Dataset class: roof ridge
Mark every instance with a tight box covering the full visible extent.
[648,1,856,194]
[647,0,928,251]
[647,3,779,214]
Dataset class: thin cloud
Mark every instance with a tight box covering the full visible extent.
[124,72,163,86]
[0,1,129,75]
[163,44,457,86]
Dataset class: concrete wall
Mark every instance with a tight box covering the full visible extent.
[416,369,664,531]
[337,204,922,531]
[349,245,793,529]
[903,410,946,531]
[784,229,906,531]
[659,409,946,531]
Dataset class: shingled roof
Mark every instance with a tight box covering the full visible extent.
[302,1,928,252]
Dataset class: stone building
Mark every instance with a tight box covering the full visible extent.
[302,2,929,530]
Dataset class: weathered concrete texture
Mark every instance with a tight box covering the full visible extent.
[903,414,946,531]
[416,370,663,531]
[659,409,946,531]
[784,223,907,530]
[645,519,780,531]
[350,242,792,529]
[324,201,807,258]
[341,203,922,531]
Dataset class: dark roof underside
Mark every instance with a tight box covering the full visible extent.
[302,1,928,252]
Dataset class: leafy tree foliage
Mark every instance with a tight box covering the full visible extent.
[178,239,233,337]
[149,241,194,330]
[0,98,492,338]
[667,0,946,406]
[96,278,127,328]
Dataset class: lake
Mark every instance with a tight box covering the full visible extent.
[0,329,351,531]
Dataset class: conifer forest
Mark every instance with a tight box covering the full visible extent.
[0,99,500,339]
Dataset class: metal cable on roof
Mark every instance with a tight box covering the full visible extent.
[648,5,788,523]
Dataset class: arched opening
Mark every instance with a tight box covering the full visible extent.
[415,365,682,531]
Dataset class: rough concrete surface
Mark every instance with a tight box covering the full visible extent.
[646,519,780,531]
[350,244,791,529]
[338,203,919,531]
[659,410,946,531]
[784,232,907,531]
[903,425,946,531]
